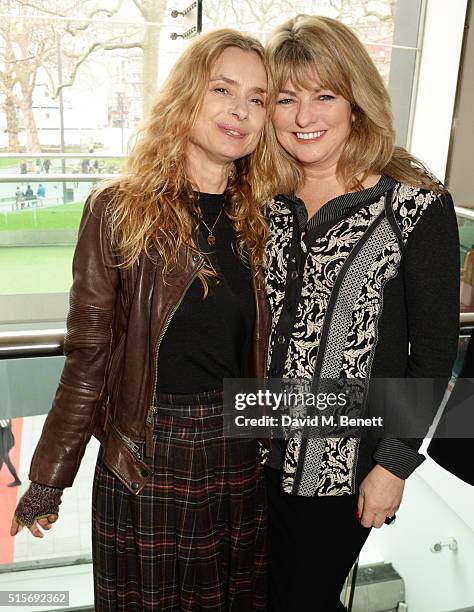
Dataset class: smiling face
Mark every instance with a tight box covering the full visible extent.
[272,77,354,172]
[187,46,267,170]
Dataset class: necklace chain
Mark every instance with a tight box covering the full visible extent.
[199,206,224,246]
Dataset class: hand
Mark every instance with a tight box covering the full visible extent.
[357,464,404,529]
[10,513,58,538]
[10,481,63,538]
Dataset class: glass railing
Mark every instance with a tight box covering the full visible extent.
[1,166,473,309]
[1,318,473,611]
[0,157,122,319]
[0,353,96,609]
[355,321,474,612]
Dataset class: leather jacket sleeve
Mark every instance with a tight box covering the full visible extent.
[29,192,120,488]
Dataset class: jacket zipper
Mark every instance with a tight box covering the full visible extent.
[103,394,110,431]
[122,433,143,460]
[145,259,202,457]
[144,404,157,457]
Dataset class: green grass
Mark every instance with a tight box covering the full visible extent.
[42,145,85,153]
[0,246,74,294]
[0,202,84,232]
[0,158,20,168]
[0,148,125,170]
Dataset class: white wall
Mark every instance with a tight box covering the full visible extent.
[446,0,474,207]
[366,460,474,612]
[410,0,469,181]
[364,381,474,611]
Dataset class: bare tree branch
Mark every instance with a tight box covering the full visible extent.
[131,0,146,19]
[15,0,125,19]
[55,40,143,96]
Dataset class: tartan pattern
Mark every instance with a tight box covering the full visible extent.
[91,390,267,611]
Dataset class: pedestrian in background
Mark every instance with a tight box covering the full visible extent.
[14,186,24,210]
[24,184,36,207]
[0,419,22,487]
[37,183,46,205]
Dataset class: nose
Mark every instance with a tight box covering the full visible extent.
[230,95,249,120]
[295,100,317,128]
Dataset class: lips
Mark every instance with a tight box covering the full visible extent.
[217,123,247,139]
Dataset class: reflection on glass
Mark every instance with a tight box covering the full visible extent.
[203,0,397,82]
[0,183,97,295]
[0,0,401,301]
[0,355,98,569]
[0,415,98,568]
[458,213,474,310]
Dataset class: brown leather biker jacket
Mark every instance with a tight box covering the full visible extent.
[29,192,271,495]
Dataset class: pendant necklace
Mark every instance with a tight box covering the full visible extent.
[199,206,224,246]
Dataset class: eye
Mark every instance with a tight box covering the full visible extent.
[250,98,265,106]
[277,98,294,105]
[213,87,229,95]
[318,94,335,101]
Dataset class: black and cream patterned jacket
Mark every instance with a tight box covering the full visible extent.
[263,176,460,497]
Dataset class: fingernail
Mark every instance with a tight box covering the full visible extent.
[356,511,361,520]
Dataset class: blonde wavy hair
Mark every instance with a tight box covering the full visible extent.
[92,29,272,287]
[263,14,445,194]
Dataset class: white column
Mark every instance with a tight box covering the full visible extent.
[410,0,468,181]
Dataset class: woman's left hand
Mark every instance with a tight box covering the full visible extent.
[357,464,405,528]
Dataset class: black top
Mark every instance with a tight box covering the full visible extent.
[156,192,255,393]
[265,176,460,472]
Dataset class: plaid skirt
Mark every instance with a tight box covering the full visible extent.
[91,390,267,611]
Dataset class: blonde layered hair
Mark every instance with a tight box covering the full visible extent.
[264,15,444,194]
[92,29,271,284]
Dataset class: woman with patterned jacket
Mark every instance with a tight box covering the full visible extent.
[10,29,271,611]
[260,15,460,611]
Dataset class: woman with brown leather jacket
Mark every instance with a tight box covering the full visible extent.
[10,29,272,611]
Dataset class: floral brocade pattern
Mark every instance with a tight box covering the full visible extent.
[315,438,358,495]
[283,196,386,381]
[264,198,294,369]
[264,183,440,496]
[281,433,303,493]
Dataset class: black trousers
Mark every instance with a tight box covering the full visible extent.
[265,467,371,612]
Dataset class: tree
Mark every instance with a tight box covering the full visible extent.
[0,23,21,150]
[53,0,167,115]
[135,0,167,116]
[0,6,58,151]
[0,0,167,151]
[203,0,397,80]
[0,0,398,153]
